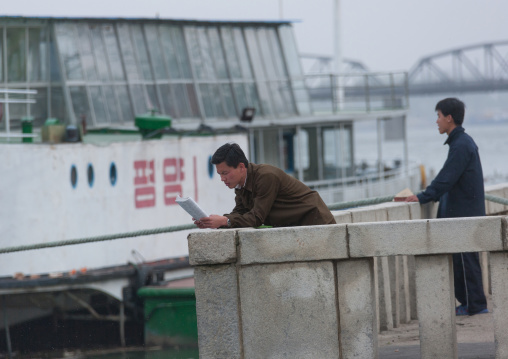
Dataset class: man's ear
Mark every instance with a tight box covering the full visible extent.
[238,162,246,170]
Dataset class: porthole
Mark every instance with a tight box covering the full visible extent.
[87,163,94,188]
[208,155,214,178]
[110,162,117,186]
[70,165,78,188]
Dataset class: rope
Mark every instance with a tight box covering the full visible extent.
[0,193,506,255]
[327,195,395,211]
[0,224,196,255]
[485,193,508,206]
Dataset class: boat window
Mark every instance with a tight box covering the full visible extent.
[293,129,310,172]
[221,27,241,79]
[103,86,121,124]
[200,84,224,118]
[28,28,48,82]
[103,24,125,81]
[323,127,342,179]
[343,124,353,172]
[233,28,253,80]
[158,84,175,118]
[302,127,319,181]
[244,83,260,113]
[145,85,160,113]
[254,82,273,117]
[116,85,134,122]
[244,28,265,81]
[282,131,296,174]
[116,23,141,81]
[30,87,48,127]
[70,86,92,127]
[278,25,302,78]
[87,164,95,188]
[129,24,152,81]
[209,27,228,80]
[144,24,167,80]
[50,86,66,122]
[172,84,190,118]
[129,84,148,115]
[90,25,111,81]
[221,84,237,118]
[49,34,61,82]
[159,25,192,80]
[186,27,211,80]
[70,165,78,189]
[54,23,83,81]
[257,128,280,167]
[257,28,278,79]
[110,163,117,186]
[75,24,98,81]
[90,86,109,124]
[7,27,27,82]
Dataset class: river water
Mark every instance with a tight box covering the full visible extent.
[355,93,508,186]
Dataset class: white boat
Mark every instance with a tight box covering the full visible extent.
[0,15,419,348]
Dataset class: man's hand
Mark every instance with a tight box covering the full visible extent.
[194,215,228,229]
[404,195,419,202]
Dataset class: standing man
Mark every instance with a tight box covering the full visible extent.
[405,98,488,316]
[195,142,336,229]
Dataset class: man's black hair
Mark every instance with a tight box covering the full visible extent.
[211,143,249,168]
[435,98,465,126]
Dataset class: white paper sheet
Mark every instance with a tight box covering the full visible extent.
[175,196,209,220]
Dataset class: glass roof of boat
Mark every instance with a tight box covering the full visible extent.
[0,16,408,134]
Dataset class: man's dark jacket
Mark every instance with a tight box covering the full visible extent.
[417,126,485,218]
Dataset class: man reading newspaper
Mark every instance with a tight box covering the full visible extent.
[194,143,336,229]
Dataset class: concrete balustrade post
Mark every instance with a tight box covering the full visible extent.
[415,254,457,359]
[389,255,400,328]
[194,265,243,359]
[489,251,508,358]
[238,261,340,358]
[377,256,393,331]
[399,255,412,324]
[337,258,378,359]
[407,255,418,320]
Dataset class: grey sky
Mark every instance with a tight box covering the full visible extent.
[2,0,507,71]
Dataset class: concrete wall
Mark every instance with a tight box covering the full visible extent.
[188,183,508,358]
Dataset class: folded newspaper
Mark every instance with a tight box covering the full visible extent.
[175,196,209,220]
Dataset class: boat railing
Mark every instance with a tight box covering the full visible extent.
[303,71,409,114]
[0,88,38,140]
[306,162,421,203]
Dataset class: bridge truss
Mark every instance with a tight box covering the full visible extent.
[408,40,508,95]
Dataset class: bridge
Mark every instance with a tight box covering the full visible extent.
[302,40,508,96]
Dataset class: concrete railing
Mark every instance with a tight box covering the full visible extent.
[188,183,508,358]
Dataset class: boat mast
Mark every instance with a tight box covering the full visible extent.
[333,0,342,74]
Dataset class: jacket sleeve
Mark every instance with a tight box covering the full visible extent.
[226,172,280,228]
[417,143,471,204]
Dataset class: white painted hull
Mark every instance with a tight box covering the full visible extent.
[1,134,247,277]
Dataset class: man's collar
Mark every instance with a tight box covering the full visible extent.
[444,126,464,145]
[235,174,247,190]
[235,164,249,189]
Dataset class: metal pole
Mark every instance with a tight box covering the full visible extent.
[119,301,126,347]
[5,92,10,135]
[402,115,410,187]
[333,0,341,74]
[3,296,12,359]
[377,118,383,177]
